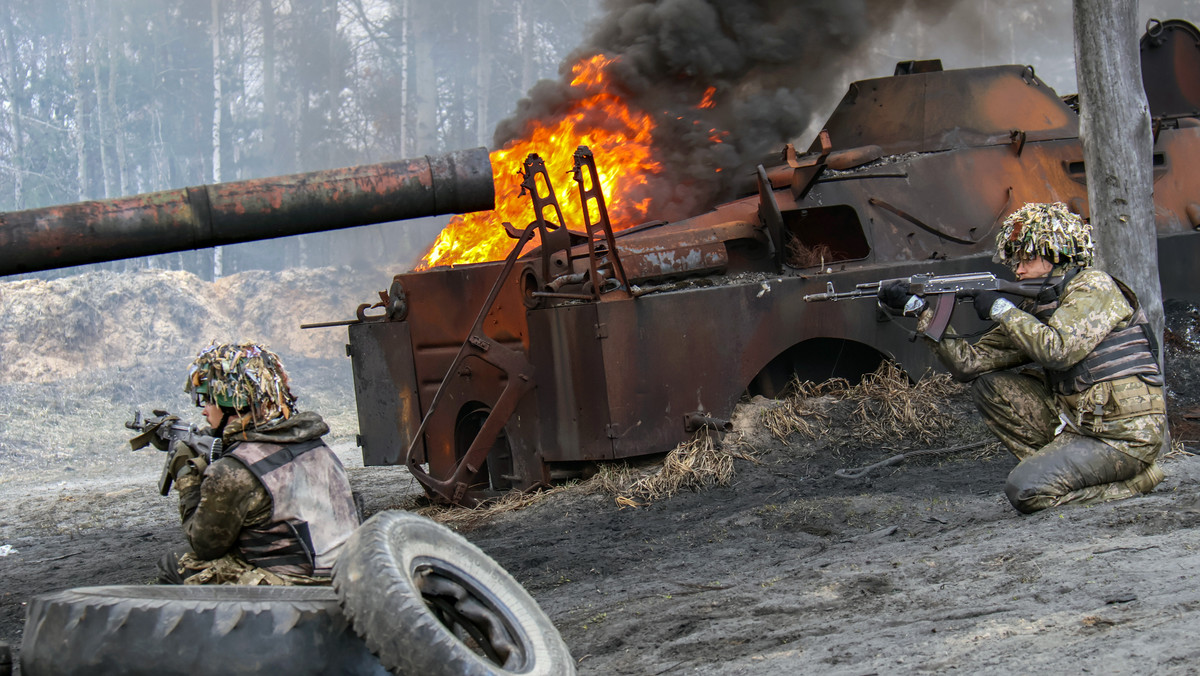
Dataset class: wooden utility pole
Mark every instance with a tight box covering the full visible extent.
[1072,0,1163,356]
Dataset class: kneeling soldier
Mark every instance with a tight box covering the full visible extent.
[879,202,1165,513]
[159,342,359,584]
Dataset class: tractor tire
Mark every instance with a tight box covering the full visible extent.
[1,640,11,676]
[20,585,389,676]
[334,510,575,676]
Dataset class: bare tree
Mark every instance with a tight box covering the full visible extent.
[0,2,26,210]
[106,0,127,197]
[476,0,493,148]
[1072,0,1163,358]
[212,0,225,278]
[67,0,91,200]
[410,1,437,152]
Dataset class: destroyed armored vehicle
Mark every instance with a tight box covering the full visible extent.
[345,19,1200,504]
[3,22,1198,507]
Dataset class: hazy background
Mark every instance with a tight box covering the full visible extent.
[1,0,1196,284]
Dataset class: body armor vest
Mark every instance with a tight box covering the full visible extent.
[227,438,359,577]
[1035,273,1162,396]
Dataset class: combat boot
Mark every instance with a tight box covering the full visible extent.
[1051,461,1164,509]
[1123,461,1164,494]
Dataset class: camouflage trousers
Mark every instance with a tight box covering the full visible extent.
[970,371,1163,513]
[157,549,330,586]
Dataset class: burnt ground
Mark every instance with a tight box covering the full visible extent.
[3,271,1200,674]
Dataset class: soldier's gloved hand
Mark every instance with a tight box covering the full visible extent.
[166,440,208,481]
[144,415,180,451]
[877,280,913,311]
[971,289,1004,320]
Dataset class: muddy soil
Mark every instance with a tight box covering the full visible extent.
[3,270,1200,674]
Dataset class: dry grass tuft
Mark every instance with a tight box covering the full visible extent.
[844,361,964,444]
[596,431,755,507]
[413,431,757,525]
[416,484,574,531]
[1164,436,1195,459]
[787,239,836,269]
[761,378,848,443]
[762,362,965,446]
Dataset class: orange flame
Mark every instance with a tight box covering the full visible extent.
[417,55,662,269]
[698,86,717,109]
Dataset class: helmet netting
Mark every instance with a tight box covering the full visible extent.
[994,201,1094,269]
[184,342,296,422]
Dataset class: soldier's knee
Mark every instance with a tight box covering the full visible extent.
[1004,463,1056,514]
[1004,477,1049,514]
[970,372,1003,409]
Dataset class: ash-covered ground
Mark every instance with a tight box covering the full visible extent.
[3,268,1200,674]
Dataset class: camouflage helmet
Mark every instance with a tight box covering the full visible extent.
[994,202,1094,269]
[185,342,296,420]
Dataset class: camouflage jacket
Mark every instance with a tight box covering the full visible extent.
[919,267,1165,462]
[175,411,335,570]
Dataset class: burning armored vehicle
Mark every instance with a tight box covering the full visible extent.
[346,19,1200,504]
[2,21,1198,507]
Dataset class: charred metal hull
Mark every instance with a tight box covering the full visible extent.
[351,22,1200,503]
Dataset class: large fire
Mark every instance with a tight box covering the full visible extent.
[417,55,662,269]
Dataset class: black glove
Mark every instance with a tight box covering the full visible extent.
[877,280,912,311]
[972,289,1004,320]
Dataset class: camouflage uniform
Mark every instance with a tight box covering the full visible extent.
[160,342,360,585]
[920,267,1165,512]
[165,411,352,585]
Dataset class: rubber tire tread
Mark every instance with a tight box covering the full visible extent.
[333,510,575,676]
[20,585,389,675]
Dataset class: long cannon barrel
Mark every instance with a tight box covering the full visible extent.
[0,147,494,276]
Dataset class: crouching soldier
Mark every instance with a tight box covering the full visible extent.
[878,202,1166,513]
[158,342,360,585]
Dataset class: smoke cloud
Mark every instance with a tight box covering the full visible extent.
[494,0,964,222]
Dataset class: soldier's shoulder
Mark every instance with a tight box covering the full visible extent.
[1066,268,1119,294]
[207,455,255,480]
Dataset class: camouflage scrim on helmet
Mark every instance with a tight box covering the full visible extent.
[184,342,297,421]
[994,202,1094,269]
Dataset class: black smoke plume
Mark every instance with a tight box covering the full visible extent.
[493,0,961,222]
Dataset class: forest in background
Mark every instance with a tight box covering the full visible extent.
[1,0,1197,281]
[0,0,597,278]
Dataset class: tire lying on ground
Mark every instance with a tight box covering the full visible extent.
[334,510,575,676]
[20,585,389,676]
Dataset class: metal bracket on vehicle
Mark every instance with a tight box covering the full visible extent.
[572,145,632,299]
[403,222,540,506]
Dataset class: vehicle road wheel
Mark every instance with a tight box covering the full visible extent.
[334,510,575,676]
[20,585,388,676]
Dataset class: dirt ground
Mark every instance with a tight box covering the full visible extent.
[4,270,1200,674]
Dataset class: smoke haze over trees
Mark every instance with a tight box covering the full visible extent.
[0,0,1195,278]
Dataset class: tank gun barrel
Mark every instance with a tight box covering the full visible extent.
[0,147,493,276]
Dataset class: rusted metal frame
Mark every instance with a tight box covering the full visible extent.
[1009,130,1027,157]
[757,131,830,269]
[572,145,632,298]
[404,223,539,506]
[756,166,786,270]
[520,154,577,288]
[790,130,832,198]
[867,197,979,245]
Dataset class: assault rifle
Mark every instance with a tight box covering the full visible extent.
[803,271,1058,340]
[126,409,221,496]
